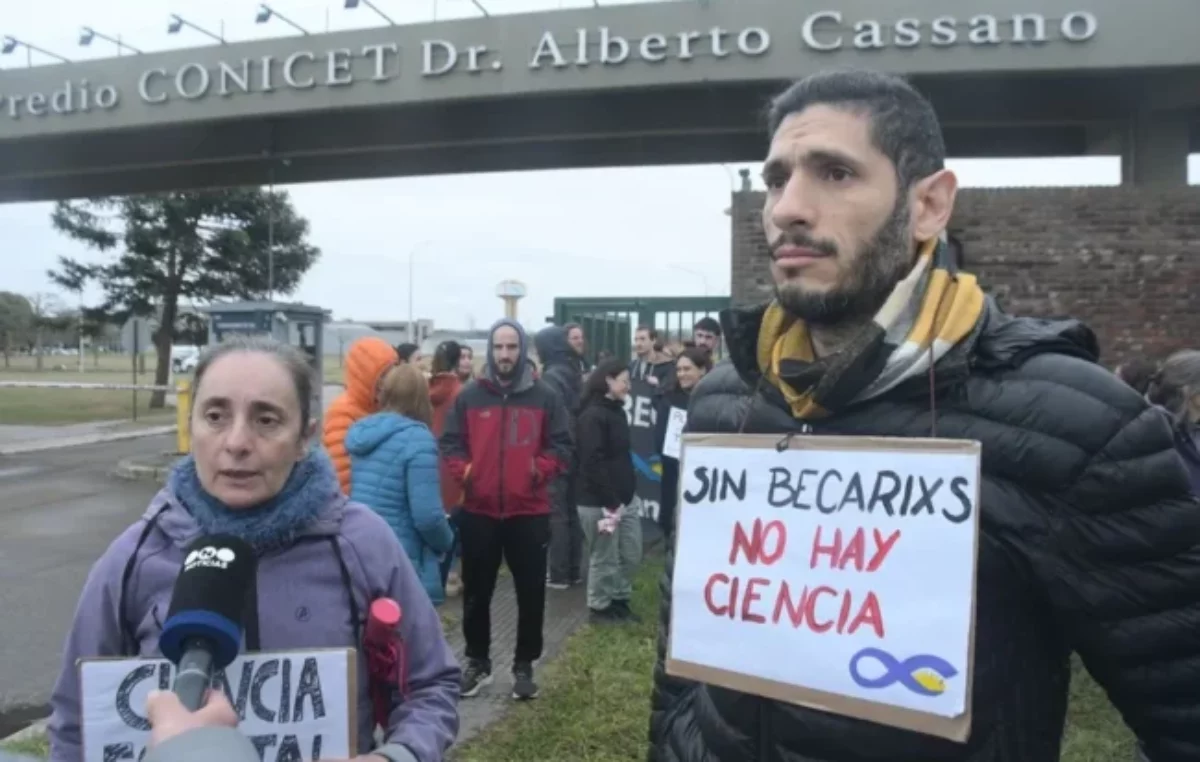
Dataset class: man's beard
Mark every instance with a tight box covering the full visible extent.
[495,360,517,380]
[770,196,913,326]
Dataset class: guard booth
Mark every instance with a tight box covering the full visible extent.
[201,300,330,432]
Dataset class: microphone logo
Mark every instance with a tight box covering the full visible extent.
[184,545,238,572]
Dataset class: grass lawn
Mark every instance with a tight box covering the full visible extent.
[0,387,175,426]
[0,729,48,758]
[1,559,1137,761]
[0,352,157,377]
[0,353,172,425]
[451,556,1136,762]
[450,559,661,762]
[1,733,48,758]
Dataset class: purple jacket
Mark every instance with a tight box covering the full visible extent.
[47,488,460,762]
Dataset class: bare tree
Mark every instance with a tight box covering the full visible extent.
[27,293,69,371]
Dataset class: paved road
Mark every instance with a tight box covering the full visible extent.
[0,436,168,728]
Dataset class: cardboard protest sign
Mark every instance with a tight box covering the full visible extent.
[662,407,688,460]
[79,648,357,762]
[623,376,663,525]
[666,433,980,741]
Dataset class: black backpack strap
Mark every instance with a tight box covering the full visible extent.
[243,566,261,652]
[327,536,363,647]
[118,504,171,656]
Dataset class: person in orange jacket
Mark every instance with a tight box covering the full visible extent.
[323,336,399,493]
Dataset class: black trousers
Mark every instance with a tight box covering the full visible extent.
[459,511,550,664]
[658,456,680,540]
[548,472,584,583]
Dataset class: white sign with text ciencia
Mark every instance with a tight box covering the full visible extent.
[79,648,356,762]
[1,9,1099,121]
[666,434,981,741]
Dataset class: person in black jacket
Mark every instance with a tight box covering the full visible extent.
[649,69,1200,762]
[652,347,713,541]
[1146,350,1200,494]
[575,359,641,623]
[395,342,421,365]
[535,325,587,589]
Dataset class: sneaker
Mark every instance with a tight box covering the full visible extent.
[588,605,622,624]
[512,661,539,700]
[611,599,642,624]
[460,658,493,698]
[546,578,570,590]
[570,573,585,586]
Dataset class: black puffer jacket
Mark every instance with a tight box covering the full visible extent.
[575,396,637,509]
[649,299,1200,762]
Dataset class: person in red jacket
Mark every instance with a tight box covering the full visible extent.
[439,318,572,702]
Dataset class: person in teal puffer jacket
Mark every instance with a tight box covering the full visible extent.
[346,364,456,604]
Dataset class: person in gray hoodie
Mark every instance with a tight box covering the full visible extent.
[534,325,586,589]
[48,335,460,762]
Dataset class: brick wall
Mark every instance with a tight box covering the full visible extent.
[729,187,1200,365]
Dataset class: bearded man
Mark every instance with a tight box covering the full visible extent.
[648,70,1200,762]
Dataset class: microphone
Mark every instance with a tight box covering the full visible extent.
[158,534,257,711]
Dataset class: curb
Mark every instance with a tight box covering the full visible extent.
[1,717,47,745]
[114,453,183,483]
[0,425,177,457]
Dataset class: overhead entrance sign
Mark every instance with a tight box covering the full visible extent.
[0,8,1100,121]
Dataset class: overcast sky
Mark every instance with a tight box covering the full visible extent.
[3,0,1197,331]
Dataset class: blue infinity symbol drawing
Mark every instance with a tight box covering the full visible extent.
[630,452,661,482]
[848,647,958,697]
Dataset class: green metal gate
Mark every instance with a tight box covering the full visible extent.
[551,296,731,365]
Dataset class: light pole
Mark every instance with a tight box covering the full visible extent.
[77,292,84,374]
[343,0,396,25]
[266,168,276,302]
[1,36,70,66]
[667,264,710,296]
[166,14,226,44]
[79,27,143,55]
[255,4,310,35]
[407,240,436,346]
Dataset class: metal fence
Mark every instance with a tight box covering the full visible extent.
[552,295,731,364]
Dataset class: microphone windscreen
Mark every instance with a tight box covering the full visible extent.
[158,534,257,670]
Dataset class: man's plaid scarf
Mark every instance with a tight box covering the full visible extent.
[758,238,986,420]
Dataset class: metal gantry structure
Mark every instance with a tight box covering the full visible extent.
[0,0,713,67]
[79,27,143,55]
[166,13,226,45]
[1,35,70,66]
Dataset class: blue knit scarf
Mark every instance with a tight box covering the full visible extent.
[167,449,339,553]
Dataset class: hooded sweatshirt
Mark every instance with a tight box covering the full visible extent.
[323,337,400,493]
[438,319,572,519]
[346,412,455,604]
[428,372,464,514]
[534,326,583,429]
[47,450,459,762]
